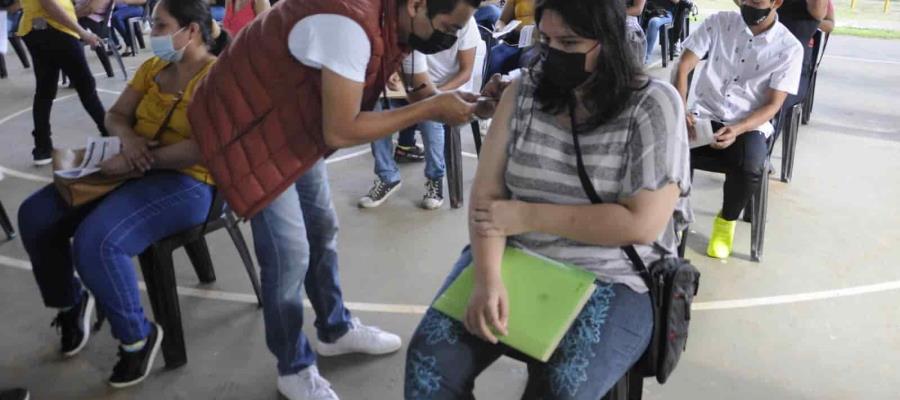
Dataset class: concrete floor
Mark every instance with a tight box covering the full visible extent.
[1,35,899,400]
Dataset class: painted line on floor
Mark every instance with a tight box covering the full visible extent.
[824,54,900,66]
[1,254,898,315]
[325,148,372,164]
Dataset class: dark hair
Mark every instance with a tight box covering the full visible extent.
[531,0,647,130]
[400,0,481,17]
[159,0,213,46]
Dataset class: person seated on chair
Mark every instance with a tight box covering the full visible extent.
[474,0,500,29]
[818,0,834,34]
[641,0,680,64]
[75,0,113,38]
[674,0,803,259]
[626,0,648,66]
[486,0,534,76]
[221,0,267,36]
[17,0,219,388]
[360,15,480,211]
[110,0,145,55]
[403,0,691,398]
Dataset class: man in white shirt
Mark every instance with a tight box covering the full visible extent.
[360,16,481,210]
[674,0,803,259]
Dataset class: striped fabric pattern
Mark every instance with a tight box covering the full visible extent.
[504,72,692,293]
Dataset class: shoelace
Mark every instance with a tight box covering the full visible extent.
[367,180,389,199]
[425,181,442,199]
[348,317,385,337]
[302,370,334,396]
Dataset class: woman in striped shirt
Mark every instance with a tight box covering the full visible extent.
[404,0,692,398]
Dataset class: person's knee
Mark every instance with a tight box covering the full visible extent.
[71,218,119,271]
[17,188,61,244]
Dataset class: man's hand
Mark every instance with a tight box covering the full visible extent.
[386,72,404,92]
[711,125,742,149]
[430,91,478,126]
[685,113,697,142]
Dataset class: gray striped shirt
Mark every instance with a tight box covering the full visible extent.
[505,72,692,293]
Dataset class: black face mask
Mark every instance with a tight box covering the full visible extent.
[540,46,593,93]
[740,4,772,27]
[409,15,458,54]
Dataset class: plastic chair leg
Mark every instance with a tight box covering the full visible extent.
[0,199,16,240]
[184,237,217,284]
[470,120,482,156]
[93,46,114,78]
[444,125,464,209]
[138,247,188,368]
[0,53,7,78]
[225,211,263,307]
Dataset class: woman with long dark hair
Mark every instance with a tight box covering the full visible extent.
[403,0,691,397]
[17,0,220,388]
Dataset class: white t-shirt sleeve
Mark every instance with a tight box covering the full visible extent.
[288,15,372,83]
[401,51,429,75]
[457,17,480,51]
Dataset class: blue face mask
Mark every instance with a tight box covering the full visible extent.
[150,27,190,62]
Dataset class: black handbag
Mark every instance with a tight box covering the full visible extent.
[569,111,700,385]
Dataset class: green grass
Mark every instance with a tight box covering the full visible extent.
[832,26,900,39]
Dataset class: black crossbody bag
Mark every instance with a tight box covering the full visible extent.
[569,110,700,384]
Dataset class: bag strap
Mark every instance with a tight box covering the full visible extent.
[568,105,653,287]
[150,92,185,142]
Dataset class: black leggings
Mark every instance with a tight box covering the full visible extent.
[692,122,769,221]
[23,28,108,152]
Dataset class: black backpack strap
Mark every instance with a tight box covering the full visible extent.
[568,106,652,286]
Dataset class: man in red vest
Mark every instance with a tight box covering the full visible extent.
[189,0,482,398]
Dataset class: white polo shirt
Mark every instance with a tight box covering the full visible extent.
[683,11,804,136]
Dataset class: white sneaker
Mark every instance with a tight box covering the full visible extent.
[421,179,444,210]
[317,317,402,357]
[277,366,339,400]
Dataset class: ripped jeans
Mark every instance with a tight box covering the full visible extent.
[404,246,653,399]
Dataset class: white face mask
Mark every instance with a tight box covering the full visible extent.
[150,27,191,62]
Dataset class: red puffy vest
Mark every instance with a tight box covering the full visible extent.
[189,0,408,217]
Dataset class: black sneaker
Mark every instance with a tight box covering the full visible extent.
[32,147,52,166]
[394,145,425,163]
[421,178,444,210]
[108,322,164,388]
[51,291,95,357]
[0,388,30,400]
[358,179,401,208]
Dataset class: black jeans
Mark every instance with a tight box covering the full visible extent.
[692,122,769,221]
[23,28,108,154]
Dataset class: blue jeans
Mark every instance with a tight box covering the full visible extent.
[250,160,353,375]
[111,4,144,49]
[644,13,673,63]
[404,247,653,399]
[474,4,501,29]
[487,43,522,77]
[18,172,214,344]
[372,99,445,185]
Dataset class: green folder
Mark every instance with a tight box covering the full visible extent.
[432,247,597,362]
